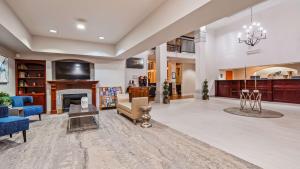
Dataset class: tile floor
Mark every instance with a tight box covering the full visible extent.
[151,97,300,169]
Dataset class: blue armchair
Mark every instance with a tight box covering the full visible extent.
[0,106,29,142]
[11,96,43,120]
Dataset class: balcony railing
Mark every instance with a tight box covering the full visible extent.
[167,36,195,53]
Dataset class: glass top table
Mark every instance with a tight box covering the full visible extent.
[67,104,99,132]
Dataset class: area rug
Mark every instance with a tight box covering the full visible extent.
[0,110,261,169]
[224,107,284,118]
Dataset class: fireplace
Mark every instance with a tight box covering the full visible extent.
[62,93,87,112]
[48,80,99,114]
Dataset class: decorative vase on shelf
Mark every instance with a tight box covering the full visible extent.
[81,97,88,109]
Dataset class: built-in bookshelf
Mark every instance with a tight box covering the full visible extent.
[99,86,122,110]
[15,59,46,111]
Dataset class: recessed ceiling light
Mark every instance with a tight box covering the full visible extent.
[76,19,87,30]
[49,29,57,33]
[76,23,86,30]
[98,36,104,40]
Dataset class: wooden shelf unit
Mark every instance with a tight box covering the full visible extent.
[15,59,47,112]
[99,86,122,110]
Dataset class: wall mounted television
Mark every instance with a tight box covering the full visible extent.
[53,60,91,80]
[126,58,144,69]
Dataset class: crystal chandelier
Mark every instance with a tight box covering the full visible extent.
[238,8,267,46]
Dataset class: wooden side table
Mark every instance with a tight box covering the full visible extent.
[9,107,24,116]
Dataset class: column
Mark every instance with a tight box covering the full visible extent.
[155,43,168,103]
[194,26,207,99]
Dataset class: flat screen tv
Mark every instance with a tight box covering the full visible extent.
[55,61,90,80]
[126,58,144,69]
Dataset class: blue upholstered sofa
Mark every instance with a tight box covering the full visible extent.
[11,96,43,120]
[0,106,29,142]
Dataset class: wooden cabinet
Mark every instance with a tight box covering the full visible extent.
[128,87,149,102]
[15,59,46,112]
[215,79,300,104]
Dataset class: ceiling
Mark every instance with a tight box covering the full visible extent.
[207,0,284,30]
[0,25,30,53]
[6,0,167,44]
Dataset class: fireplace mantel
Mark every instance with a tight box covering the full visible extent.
[48,80,99,114]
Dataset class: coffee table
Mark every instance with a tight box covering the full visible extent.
[68,104,99,132]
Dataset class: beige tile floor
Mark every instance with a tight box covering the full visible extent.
[151,97,300,169]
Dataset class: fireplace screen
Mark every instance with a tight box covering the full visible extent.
[62,93,87,112]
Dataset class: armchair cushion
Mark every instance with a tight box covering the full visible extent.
[117,102,131,113]
[0,106,9,118]
[23,105,43,117]
[0,116,29,136]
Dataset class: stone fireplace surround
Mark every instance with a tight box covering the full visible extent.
[48,80,98,114]
[58,90,90,112]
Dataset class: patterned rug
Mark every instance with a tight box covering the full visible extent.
[0,110,261,169]
[224,107,284,118]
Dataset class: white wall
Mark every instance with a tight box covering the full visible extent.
[0,0,31,48]
[213,0,300,70]
[181,63,195,96]
[19,53,126,112]
[125,51,149,89]
[32,36,115,57]
[204,29,218,95]
[0,46,15,96]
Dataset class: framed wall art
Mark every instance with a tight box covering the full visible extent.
[0,55,9,83]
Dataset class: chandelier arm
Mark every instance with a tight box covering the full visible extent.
[245,41,251,46]
[253,39,260,46]
[249,38,253,46]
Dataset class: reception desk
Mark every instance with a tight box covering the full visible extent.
[215,79,300,104]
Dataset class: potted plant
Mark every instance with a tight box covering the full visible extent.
[202,79,209,100]
[0,92,12,106]
[163,80,170,104]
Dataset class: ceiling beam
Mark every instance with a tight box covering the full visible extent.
[116,0,265,59]
[0,0,32,49]
[31,36,116,57]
